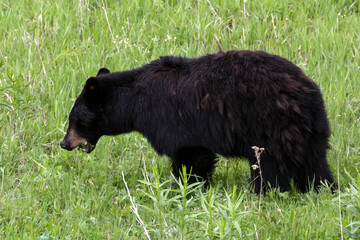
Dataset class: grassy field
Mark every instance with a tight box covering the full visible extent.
[1,0,360,239]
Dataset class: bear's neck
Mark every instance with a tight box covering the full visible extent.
[98,71,137,136]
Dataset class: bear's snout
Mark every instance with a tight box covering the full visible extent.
[60,139,72,150]
[60,128,87,151]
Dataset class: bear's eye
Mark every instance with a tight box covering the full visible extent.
[76,121,87,130]
[76,116,94,130]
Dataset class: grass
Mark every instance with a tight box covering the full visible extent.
[1,0,360,238]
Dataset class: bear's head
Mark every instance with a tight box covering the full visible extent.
[60,68,111,153]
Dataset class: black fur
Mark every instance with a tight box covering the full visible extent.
[61,50,334,193]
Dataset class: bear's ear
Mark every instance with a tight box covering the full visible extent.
[85,77,99,92]
[83,77,102,107]
[97,68,110,76]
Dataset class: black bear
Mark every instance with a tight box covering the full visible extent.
[60,50,334,193]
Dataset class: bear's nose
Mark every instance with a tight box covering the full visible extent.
[60,140,70,150]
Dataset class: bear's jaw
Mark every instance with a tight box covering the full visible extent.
[79,142,96,153]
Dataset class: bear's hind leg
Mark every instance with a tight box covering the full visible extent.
[294,131,335,193]
[172,146,217,185]
[250,154,291,194]
[295,153,334,193]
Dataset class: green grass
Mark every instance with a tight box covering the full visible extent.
[1,0,360,238]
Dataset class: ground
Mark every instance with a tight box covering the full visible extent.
[0,0,359,239]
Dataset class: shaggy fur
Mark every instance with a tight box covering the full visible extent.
[61,50,334,193]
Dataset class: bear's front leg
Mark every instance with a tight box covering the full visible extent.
[172,146,217,185]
